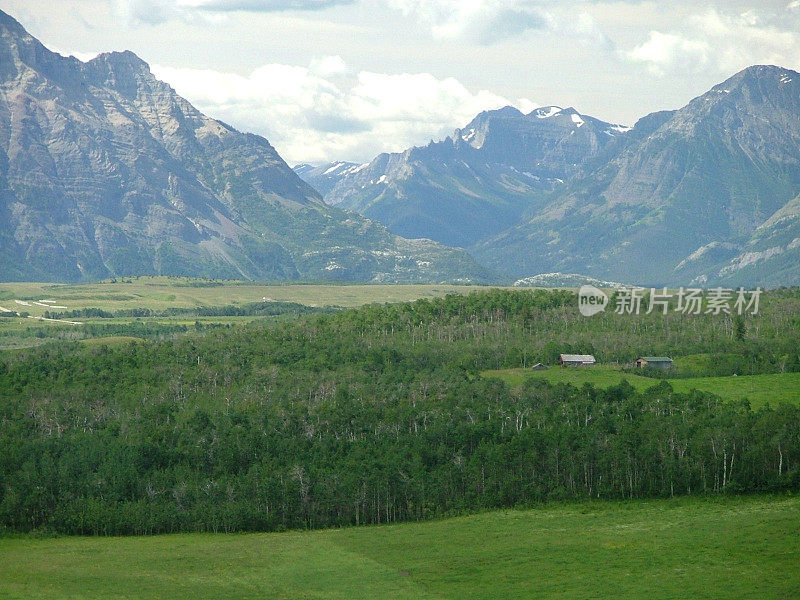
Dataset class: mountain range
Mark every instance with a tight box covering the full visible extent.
[298,66,800,287]
[296,106,629,249]
[0,10,490,284]
[476,65,800,287]
[2,6,800,288]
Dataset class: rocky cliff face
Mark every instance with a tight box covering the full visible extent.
[297,106,628,248]
[0,10,491,283]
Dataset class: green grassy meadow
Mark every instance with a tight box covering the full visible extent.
[1,496,797,599]
[0,278,491,314]
[0,278,500,350]
[482,365,800,408]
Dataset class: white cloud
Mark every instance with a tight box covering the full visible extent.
[111,0,616,51]
[152,58,536,164]
[383,0,615,47]
[626,7,800,76]
[309,55,348,77]
[627,31,709,74]
[115,0,179,25]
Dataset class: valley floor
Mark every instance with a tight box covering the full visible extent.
[0,278,490,312]
[1,496,798,599]
[0,278,503,350]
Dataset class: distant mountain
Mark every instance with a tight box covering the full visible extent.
[0,10,491,284]
[293,162,363,197]
[296,106,630,249]
[475,65,800,286]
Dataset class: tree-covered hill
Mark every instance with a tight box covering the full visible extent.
[1,288,799,535]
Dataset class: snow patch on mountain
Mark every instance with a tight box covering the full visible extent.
[531,106,562,119]
[606,124,632,135]
[324,162,347,174]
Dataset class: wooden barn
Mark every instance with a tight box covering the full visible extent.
[634,356,674,370]
[558,354,596,367]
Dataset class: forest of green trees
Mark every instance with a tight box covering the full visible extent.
[1,288,799,535]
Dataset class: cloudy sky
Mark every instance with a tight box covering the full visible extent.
[6,0,800,164]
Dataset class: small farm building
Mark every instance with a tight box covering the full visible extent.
[558,354,596,367]
[634,356,674,369]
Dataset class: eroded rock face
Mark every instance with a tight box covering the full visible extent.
[0,10,490,283]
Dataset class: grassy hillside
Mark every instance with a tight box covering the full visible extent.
[482,366,800,409]
[1,496,798,599]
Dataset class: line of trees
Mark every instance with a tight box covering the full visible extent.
[43,300,334,320]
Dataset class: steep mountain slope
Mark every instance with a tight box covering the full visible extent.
[0,10,490,283]
[296,106,629,248]
[476,65,800,286]
[678,193,800,287]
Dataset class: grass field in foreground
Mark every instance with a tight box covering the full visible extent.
[482,366,800,409]
[0,496,797,600]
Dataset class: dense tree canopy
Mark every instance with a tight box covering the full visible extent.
[1,288,799,535]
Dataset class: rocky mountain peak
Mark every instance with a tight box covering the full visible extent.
[89,50,152,74]
[474,63,800,286]
[83,50,157,97]
[0,9,32,40]
[479,105,525,119]
[678,64,800,120]
[726,64,799,85]
[0,9,70,82]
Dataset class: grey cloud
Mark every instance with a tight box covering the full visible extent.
[117,0,174,25]
[191,0,354,11]
[306,112,372,134]
[472,7,549,45]
[115,0,353,26]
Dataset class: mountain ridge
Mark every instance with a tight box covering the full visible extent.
[299,63,800,287]
[473,64,800,286]
[5,7,800,288]
[0,10,493,284]
[296,104,630,249]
